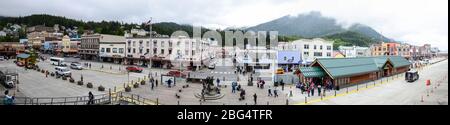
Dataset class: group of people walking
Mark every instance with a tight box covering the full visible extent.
[296,79,337,97]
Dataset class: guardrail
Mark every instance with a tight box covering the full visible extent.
[0,91,159,105]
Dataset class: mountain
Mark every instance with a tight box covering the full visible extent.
[247,11,393,45]
[348,23,391,42]
[323,31,376,50]
[247,11,345,38]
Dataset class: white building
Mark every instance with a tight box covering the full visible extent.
[125,35,213,70]
[286,38,334,64]
[99,35,126,64]
[338,46,370,58]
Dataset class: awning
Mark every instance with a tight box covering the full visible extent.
[299,67,325,78]
[16,53,30,59]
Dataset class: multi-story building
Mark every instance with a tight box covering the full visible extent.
[409,45,420,60]
[26,25,62,51]
[397,43,411,59]
[419,44,432,58]
[289,38,334,64]
[99,35,126,64]
[58,35,80,57]
[338,46,370,58]
[125,31,213,70]
[371,42,402,56]
[79,33,101,60]
[0,42,25,59]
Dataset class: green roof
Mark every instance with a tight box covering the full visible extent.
[314,56,411,79]
[299,67,325,78]
[380,56,411,68]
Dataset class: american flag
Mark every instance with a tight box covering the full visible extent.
[145,18,152,26]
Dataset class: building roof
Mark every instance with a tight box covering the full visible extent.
[299,67,325,78]
[374,56,411,68]
[312,56,410,79]
[100,34,126,43]
[332,51,345,58]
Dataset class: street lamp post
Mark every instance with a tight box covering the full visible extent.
[178,53,183,72]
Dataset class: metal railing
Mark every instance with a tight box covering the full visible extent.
[0,91,159,105]
[0,94,110,105]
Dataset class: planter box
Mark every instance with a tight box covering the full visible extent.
[87,82,93,88]
[98,86,105,91]
[125,86,132,92]
[77,81,84,85]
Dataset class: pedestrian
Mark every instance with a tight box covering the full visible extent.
[167,79,172,88]
[231,81,236,93]
[274,88,278,98]
[3,90,14,105]
[87,91,94,105]
[318,85,322,96]
[239,89,246,100]
[280,80,285,91]
[300,83,304,94]
[253,93,257,105]
[310,84,315,96]
[216,78,220,87]
[89,63,91,69]
[268,86,272,96]
[201,90,206,102]
[307,85,310,97]
[151,81,154,90]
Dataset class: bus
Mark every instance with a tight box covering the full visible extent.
[50,57,65,66]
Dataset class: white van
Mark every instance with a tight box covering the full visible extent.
[55,67,71,77]
[50,57,65,66]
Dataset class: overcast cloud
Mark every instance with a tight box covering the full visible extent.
[0,0,447,50]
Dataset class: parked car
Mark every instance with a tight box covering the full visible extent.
[16,62,25,67]
[126,66,143,73]
[405,70,419,82]
[167,70,187,78]
[55,67,71,77]
[0,56,5,61]
[208,63,215,69]
[70,62,83,70]
[0,71,18,88]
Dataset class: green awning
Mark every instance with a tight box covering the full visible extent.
[299,67,325,78]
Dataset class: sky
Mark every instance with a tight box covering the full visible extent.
[0,0,448,51]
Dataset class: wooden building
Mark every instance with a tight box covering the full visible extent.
[298,56,411,88]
